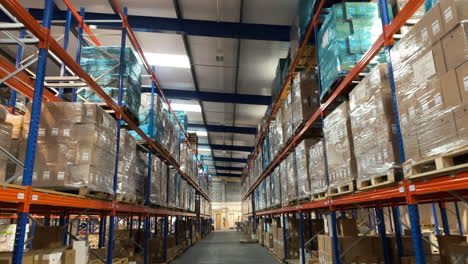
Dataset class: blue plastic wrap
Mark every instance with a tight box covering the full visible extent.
[317,3,391,98]
[80,46,142,118]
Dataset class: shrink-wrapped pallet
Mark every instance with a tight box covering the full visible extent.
[286,152,298,203]
[279,161,288,206]
[323,101,357,192]
[391,3,468,176]
[135,150,147,202]
[0,107,12,183]
[17,103,116,195]
[117,129,137,201]
[282,93,293,143]
[80,46,142,119]
[295,139,319,199]
[349,64,401,183]
[291,69,320,133]
[308,141,328,196]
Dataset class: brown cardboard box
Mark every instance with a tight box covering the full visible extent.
[439,0,468,33]
[456,60,468,104]
[0,252,34,264]
[418,3,446,44]
[337,218,358,237]
[437,235,468,264]
[61,249,75,264]
[453,104,468,138]
[432,41,447,75]
[442,22,468,71]
[32,226,65,250]
[440,70,462,108]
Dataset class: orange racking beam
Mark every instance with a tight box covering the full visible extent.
[0,0,210,201]
[107,0,207,175]
[61,0,102,46]
[242,0,426,200]
[0,57,61,102]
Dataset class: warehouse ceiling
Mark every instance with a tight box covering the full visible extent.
[12,0,298,177]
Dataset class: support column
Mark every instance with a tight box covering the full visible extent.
[299,212,306,264]
[282,214,288,262]
[431,203,441,236]
[392,206,404,263]
[438,202,450,235]
[408,204,426,264]
[330,210,341,264]
[376,207,391,264]
[454,202,464,236]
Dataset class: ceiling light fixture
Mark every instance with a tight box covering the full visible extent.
[188,130,208,137]
[145,52,190,68]
[169,103,202,112]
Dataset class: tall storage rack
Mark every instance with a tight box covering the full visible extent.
[0,1,212,264]
[241,0,468,264]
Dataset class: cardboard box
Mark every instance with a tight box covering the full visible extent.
[440,70,463,108]
[456,60,468,104]
[453,104,468,138]
[441,22,468,71]
[437,235,468,264]
[439,0,468,33]
[420,3,446,43]
[337,218,358,237]
[0,252,34,264]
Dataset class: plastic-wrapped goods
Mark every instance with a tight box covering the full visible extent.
[279,162,288,206]
[0,107,12,183]
[308,141,328,195]
[80,46,142,119]
[272,58,289,101]
[349,64,401,182]
[262,135,270,170]
[273,109,284,156]
[254,187,261,211]
[160,161,167,206]
[17,103,116,195]
[298,0,318,40]
[286,152,298,203]
[291,68,321,133]
[117,129,137,201]
[265,177,271,209]
[167,169,176,208]
[174,173,181,209]
[317,2,390,98]
[130,93,164,143]
[295,139,319,199]
[282,93,293,143]
[323,101,357,189]
[391,3,468,171]
[135,150,147,202]
[269,172,275,208]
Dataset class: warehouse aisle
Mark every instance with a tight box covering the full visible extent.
[172,231,280,264]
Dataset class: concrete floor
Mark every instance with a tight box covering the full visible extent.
[172,231,280,264]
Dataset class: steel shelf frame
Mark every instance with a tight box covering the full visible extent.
[0,1,212,264]
[241,0,468,264]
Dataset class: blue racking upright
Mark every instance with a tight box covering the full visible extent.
[0,1,213,264]
[241,0,468,264]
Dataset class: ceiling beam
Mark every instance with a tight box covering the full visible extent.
[20,8,290,42]
[188,123,257,135]
[215,166,244,172]
[142,87,271,105]
[215,173,241,178]
[204,157,247,163]
[200,144,254,152]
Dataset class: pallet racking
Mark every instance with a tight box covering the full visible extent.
[241,0,468,264]
[0,0,212,263]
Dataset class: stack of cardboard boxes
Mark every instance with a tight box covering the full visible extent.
[323,101,357,194]
[0,107,12,182]
[291,69,321,133]
[16,103,116,195]
[349,63,401,184]
[117,129,137,201]
[295,139,319,199]
[392,0,468,167]
[308,141,328,198]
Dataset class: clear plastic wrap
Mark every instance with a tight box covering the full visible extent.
[167,169,176,208]
[286,152,298,203]
[274,167,282,207]
[323,101,357,188]
[279,161,288,206]
[117,129,137,201]
[17,103,116,195]
[129,93,164,143]
[265,177,271,209]
[160,161,167,206]
[80,47,142,119]
[269,172,276,208]
[0,108,12,182]
[291,69,320,133]
[295,139,319,199]
[282,93,293,143]
[391,17,468,170]
[308,141,328,195]
[135,150,147,202]
[349,64,401,182]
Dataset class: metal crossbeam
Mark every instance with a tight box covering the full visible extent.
[188,123,257,135]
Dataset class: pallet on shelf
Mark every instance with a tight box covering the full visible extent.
[34,186,113,201]
[327,180,355,197]
[356,167,403,191]
[97,103,140,127]
[116,194,136,205]
[294,45,317,73]
[311,191,327,201]
[405,146,468,180]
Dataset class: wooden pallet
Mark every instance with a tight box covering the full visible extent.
[327,181,355,197]
[294,45,317,72]
[116,194,136,204]
[89,258,128,264]
[357,167,403,191]
[97,103,140,127]
[34,186,113,200]
[405,146,468,180]
[311,191,327,201]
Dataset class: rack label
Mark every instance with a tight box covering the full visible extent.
[464,76,468,91]
[17,193,24,199]
[409,185,416,191]
[32,195,38,201]
[399,187,405,193]
[432,20,440,35]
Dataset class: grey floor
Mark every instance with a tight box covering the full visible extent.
[172,231,280,264]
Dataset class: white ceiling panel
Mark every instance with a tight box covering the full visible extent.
[179,0,241,22]
[235,105,268,127]
[189,36,238,67]
[202,102,234,113]
[243,0,298,25]
[195,66,236,93]
[204,111,233,126]
[233,134,256,145]
[237,40,289,96]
